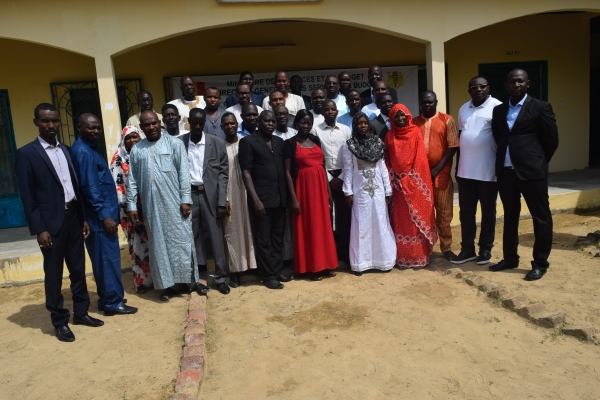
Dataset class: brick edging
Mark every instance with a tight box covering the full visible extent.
[441,265,597,343]
[168,293,207,400]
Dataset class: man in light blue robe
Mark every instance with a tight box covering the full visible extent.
[127,111,201,299]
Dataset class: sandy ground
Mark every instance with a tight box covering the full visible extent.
[0,273,189,400]
[201,212,600,400]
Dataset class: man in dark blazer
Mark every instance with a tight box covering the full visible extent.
[225,71,266,108]
[371,93,396,140]
[491,69,559,281]
[179,108,230,294]
[15,103,104,342]
[238,110,290,290]
[360,65,399,108]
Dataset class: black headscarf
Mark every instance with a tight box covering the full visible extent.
[346,112,386,163]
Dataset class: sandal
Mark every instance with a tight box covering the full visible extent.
[310,273,323,281]
[323,270,337,277]
[177,283,191,294]
[193,282,211,296]
[136,285,148,294]
[160,287,177,302]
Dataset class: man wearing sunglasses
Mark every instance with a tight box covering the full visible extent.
[452,77,502,266]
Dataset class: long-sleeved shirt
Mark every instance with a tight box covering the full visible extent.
[71,137,120,231]
[311,121,351,181]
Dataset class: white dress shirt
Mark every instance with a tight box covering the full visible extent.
[38,136,77,203]
[274,127,297,141]
[457,96,503,182]
[310,110,325,126]
[311,121,352,181]
[226,103,264,124]
[188,133,206,185]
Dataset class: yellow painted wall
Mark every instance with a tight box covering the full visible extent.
[446,12,591,172]
[0,39,96,148]
[113,21,426,104]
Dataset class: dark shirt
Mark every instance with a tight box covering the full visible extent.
[238,133,286,208]
[71,137,120,232]
[203,107,227,140]
[225,91,267,108]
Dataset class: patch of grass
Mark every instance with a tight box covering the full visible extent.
[540,329,564,344]
[205,315,217,354]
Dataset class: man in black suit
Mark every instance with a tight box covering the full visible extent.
[225,71,266,108]
[490,69,559,280]
[360,65,399,108]
[238,110,290,290]
[15,103,104,342]
[370,93,396,140]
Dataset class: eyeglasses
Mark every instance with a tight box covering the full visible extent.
[469,84,489,91]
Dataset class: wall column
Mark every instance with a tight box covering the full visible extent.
[94,55,122,160]
[426,40,447,113]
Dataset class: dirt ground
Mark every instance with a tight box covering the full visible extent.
[0,273,189,400]
[1,212,599,400]
[201,212,600,400]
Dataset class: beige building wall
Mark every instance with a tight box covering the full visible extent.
[446,12,591,172]
[0,39,96,148]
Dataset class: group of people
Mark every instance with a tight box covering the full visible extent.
[15,65,558,343]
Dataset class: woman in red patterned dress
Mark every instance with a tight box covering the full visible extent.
[384,104,438,268]
[283,110,338,280]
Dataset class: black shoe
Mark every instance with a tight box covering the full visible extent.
[264,280,284,289]
[450,250,477,264]
[55,325,75,342]
[524,268,546,281]
[353,271,363,276]
[229,273,240,288]
[476,250,492,265]
[73,314,104,327]
[193,282,210,296]
[98,298,127,312]
[136,285,149,294]
[276,273,294,282]
[104,305,138,316]
[443,250,458,261]
[216,282,231,295]
[489,260,518,272]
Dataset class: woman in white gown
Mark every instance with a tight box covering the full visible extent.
[342,112,397,275]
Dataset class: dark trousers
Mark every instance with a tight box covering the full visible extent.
[498,168,552,269]
[457,177,498,253]
[85,229,125,311]
[251,206,285,281]
[191,190,228,284]
[332,187,351,264]
[41,206,90,327]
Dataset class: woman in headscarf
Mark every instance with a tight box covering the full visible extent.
[342,112,396,276]
[110,126,152,293]
[385,104,437,268]
[283,109,338,281]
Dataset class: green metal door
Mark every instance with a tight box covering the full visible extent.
[0,90,27,228]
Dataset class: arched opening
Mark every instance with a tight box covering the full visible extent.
[113,20,428,108]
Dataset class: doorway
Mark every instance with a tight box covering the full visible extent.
[478,61,548,103]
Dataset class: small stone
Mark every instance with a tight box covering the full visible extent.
[185,333,205,346]
[502,295,528,311]
[516,303,547,319]
[563,325,596,342]
[183,344,205,357]
[465,276,485,286]
[444,268,462,275]
[174,370,202,395]
[478,282,499,293]
[532,312,566,328]
[455,272,466,279]
[181,355,204,371]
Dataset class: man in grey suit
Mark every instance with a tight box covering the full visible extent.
[180,108,231,294]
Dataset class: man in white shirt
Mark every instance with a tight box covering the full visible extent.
[309,88,326,126]
[126,91,164,134]
[361,81,390,120]
[162,104,189,137]
[324,75,349,115]
[312,100,352,264]
[226,83,263,124]
[168,75,207,131]
[263,71,305,116]
[180,108,230,295]
[451,76,502,266]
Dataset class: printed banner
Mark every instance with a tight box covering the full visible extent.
[169,65,419,116]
